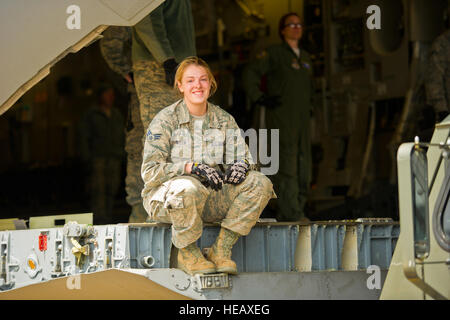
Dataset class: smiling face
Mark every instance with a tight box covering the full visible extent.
[177,64,211,108]
[281,14,303,42]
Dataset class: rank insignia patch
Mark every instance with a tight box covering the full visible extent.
[146,130,161,141]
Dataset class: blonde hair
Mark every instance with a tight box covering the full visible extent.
[174,56,217,96]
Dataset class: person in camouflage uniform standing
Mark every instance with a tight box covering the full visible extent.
[244,13,314,222]
[426,29,450,122]
[131,0,196,131]
[100,26,147,222]
[142,57,276,275]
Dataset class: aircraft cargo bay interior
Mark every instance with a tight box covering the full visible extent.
[0,0,449,302]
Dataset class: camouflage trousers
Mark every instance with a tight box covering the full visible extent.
[143,171,275,248]
[124,87,147,223]
[89,157,122,225]
[133,60,180,132]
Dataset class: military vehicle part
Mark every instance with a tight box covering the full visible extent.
[431,142,450,253]
[0,220,398,299]
[193,273,230,291]
[380,121,450,300]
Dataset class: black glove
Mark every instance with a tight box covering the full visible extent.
[255,94,281,109]
[224,159,250,185]
[191,162,224,191]
[436,111,449,123]
[163,58,178,87]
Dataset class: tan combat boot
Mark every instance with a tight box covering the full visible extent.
[178,243,216,275]
[207,228,240,274]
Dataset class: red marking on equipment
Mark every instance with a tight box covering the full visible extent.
[39,234,47,251]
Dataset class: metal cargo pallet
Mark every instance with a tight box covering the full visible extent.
[295,219,400,271]
[0,219,399,298]
[111,220,399,273]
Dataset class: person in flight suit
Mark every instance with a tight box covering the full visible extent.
[78,84,125,225]
[100,26,147,223]
[244,12,314,222]
[141,56,276,275]
[131,0,196,132]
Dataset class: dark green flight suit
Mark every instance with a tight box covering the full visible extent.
[244,42,314,221]
[78,105,125,224]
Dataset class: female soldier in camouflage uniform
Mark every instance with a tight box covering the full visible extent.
[141,57,275,275]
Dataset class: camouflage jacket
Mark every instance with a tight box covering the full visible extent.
[141,99,255,199]
[100,26,132,79]
[99,26,135,93]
